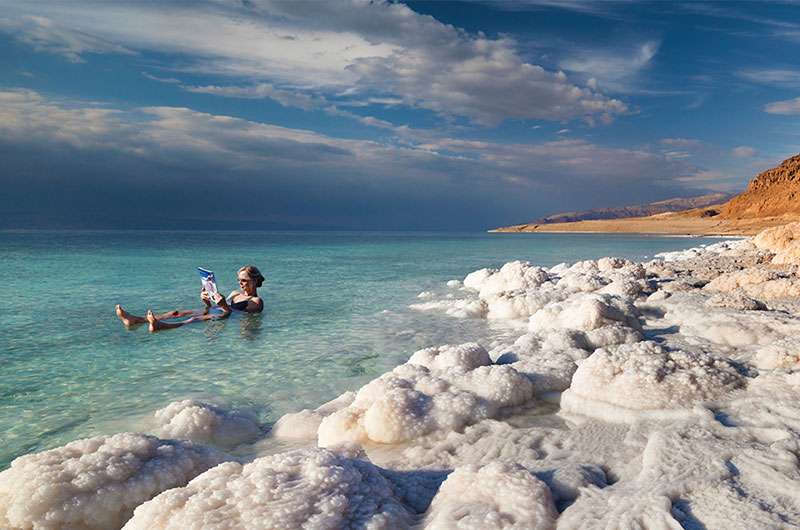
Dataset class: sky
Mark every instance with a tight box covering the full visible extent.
[1,0,800,231]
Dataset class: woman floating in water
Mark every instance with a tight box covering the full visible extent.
[116,265,265,332]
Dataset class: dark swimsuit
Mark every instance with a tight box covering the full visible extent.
[228,296,252,311]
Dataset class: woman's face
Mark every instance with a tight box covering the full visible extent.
[238,273,256,293]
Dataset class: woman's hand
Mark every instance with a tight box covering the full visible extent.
[214,293,232,313]
[201,289,212,308]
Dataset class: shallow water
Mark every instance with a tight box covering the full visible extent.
[0,229,730,470]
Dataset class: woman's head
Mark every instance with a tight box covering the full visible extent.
[238,265,265,288]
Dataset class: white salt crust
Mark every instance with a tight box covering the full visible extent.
[8,225,800,529]
[154,399,261,447]
[0,433,230,530]
[123,448,416,530]
[312,343,534,446]
[421,461,558,530]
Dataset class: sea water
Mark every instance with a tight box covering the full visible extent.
[0,229,731,470]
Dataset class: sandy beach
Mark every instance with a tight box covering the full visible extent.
[491,208,800,236]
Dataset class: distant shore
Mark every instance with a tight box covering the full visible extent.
[490,209,800,237]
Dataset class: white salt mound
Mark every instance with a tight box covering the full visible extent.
[421,461,557,530]
[122,447,415,530]
[312,343,533,446]
[561,341,743,421]
[0,433,230,530]
[154,399,261,446]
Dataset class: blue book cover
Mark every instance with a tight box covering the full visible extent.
[198,267,218,300]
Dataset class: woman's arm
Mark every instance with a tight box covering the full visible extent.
[244,296,264,313]
[214,293,232,313]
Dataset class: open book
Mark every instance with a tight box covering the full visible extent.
[198,267,218,302]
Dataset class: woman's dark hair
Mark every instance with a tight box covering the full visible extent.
[239,265,265,287]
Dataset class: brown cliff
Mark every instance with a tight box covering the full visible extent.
[722,154,800,218]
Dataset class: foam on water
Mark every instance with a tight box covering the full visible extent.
[6,227,800,529]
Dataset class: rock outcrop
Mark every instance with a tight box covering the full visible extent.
[722,154,800,218]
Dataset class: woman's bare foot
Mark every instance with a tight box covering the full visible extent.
[147,310,163,332]
[116,304,146,326]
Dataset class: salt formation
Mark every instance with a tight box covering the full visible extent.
[561,341,743,422]
[0,433,230,530]
[273,343,533,447]
[421,461,558,530]
[154,399,261,447]
[123,447,416,530]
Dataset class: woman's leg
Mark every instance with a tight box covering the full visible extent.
[147,310,230,332]
[117,305,201,326]
[116,305,146,325]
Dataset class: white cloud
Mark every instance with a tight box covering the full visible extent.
[0,0,628,126]
[142,72,181,84]
[764,97,800,115]
[185,83,324,111]
[659,138,706,150]
[0,15,135,62]
[735,68,800,88]
[732,145,759,158]
[559,41,660,93]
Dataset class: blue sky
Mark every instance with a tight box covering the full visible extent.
[1,0,799,230]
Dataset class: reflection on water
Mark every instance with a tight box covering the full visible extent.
[239,313,263,341]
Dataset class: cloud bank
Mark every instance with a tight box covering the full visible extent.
[0,89,718,230]
[0,0,627,126]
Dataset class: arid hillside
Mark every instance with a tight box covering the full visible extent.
[722,154,800,218]
[532,193,735,224]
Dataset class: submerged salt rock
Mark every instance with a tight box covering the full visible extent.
[410,298,488,318]
[755,338,800,370]
[271,392,356,440]
[562,341,743,421]
[0,433,230,530]
[154,399,260,446]
[123,448,415,530]
[421,461,557,530]
[317,345,533,447]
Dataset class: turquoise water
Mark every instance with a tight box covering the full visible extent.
[0,230,731,469]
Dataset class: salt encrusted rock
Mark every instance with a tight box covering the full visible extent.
[753,222,800,253]
[561,341,743,422]
[463,261,550,297]
[316,343,533,446]
[528,293,642,336]
[408,342,491,371]
[754,338,800,370]
[154,399,261,447]
[704,268,782,292]
[421,461,557,530]
[0,433,230,530]
[270,392,356,440]
[705,291,767,311]
[742,278,800,299]
[123,448,415,530]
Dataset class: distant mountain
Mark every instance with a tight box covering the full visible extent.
[532,193,737,224]
[722,154,800,218]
